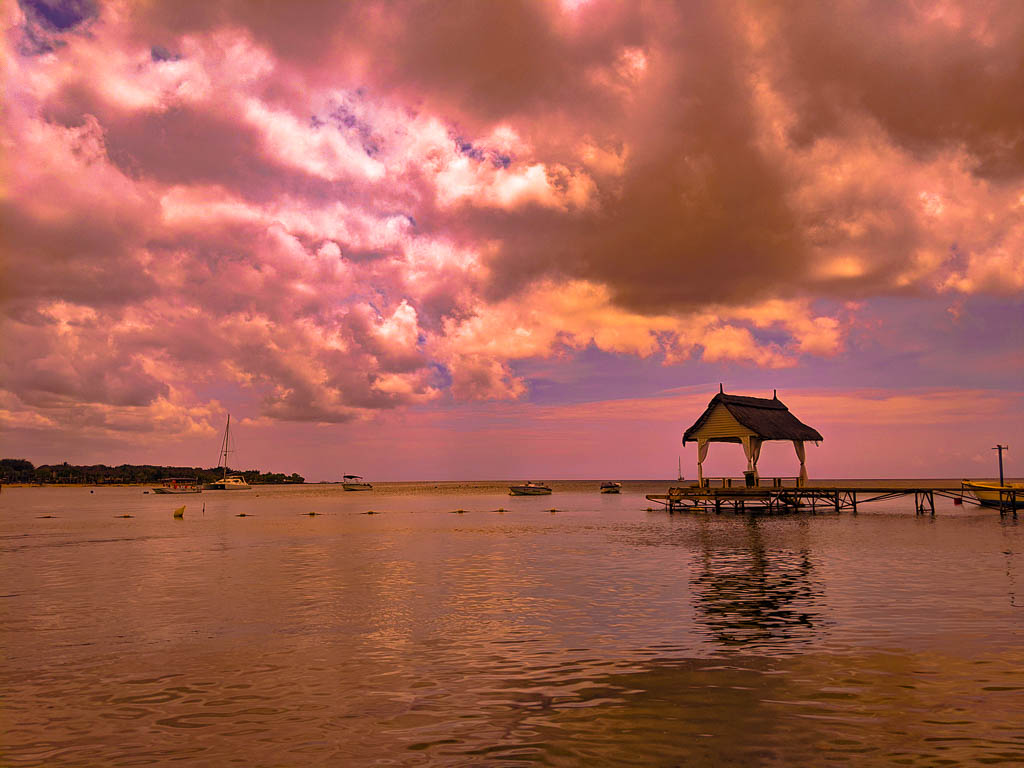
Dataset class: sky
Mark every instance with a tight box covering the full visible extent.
[1,0,1022,481]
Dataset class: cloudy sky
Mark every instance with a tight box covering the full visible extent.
[2,0,1022,480]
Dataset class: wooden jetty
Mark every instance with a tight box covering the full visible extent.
[659,388,1020,517]
[646,482,1019,516]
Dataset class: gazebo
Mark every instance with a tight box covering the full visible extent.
[682,387,823,486]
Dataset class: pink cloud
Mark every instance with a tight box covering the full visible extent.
[1,0,1021,469]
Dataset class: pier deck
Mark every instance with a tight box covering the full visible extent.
[646,484,1019,516]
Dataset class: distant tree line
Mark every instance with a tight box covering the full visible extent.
[0,458,304,485]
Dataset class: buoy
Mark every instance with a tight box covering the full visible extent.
[365,510,377,515]
[450,509,468,514]
[173,505,185,518]
[236,513,249,517]
[548,508,558,514]
[307,511,319,516]
[117,514,134,518]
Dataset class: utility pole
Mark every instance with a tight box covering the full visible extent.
[993,444,1008,486]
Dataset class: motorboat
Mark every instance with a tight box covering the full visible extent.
[342,474,373,491]
[509,481,552,496]
[152,478,201,494]
[206,474,251,490]
[962,480,1024,509]
[600,481,622,494]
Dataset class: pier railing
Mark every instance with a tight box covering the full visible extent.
[700,476,803,489]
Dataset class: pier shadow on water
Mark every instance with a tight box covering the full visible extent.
[689,517,823,651]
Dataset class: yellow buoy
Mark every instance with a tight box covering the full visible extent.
[173,505,185,518]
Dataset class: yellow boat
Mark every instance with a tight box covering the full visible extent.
[961,480,1024,509]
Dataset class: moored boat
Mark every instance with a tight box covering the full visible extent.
[152,477,201,494]
[342,474,373,491]
[206,474,251,490]
[509,481,552,496]
[961,480,1024,509]
[600,481,622,493]
[204,414,252,490]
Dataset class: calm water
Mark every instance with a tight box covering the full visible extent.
[2,482,1022,766]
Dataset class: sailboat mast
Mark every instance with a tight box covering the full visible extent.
[219,414,232,478]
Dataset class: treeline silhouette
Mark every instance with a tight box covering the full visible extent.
[0,458,304,485]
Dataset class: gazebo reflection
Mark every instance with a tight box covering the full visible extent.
[690,517,823,650]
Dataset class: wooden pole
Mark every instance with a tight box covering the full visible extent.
[994,444,1007,486]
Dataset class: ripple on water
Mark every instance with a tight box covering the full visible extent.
[1,489,1023,765]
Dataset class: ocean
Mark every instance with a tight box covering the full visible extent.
[2,482,1022,766]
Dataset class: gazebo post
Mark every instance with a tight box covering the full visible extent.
[696,438,708,487]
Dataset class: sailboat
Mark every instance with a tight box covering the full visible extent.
[205,414,251,490]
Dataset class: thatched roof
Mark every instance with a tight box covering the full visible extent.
[682,392,823,444]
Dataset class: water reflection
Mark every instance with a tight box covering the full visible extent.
[691,517,823,650]
[4,487,1024,766]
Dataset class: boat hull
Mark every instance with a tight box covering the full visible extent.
[205,476,251,490]
[342,484,373,491]
[962,481,1024,509]
[600,482,621,494]
[152,488,201,494]
[509,486,552,496]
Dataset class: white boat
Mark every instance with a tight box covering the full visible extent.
[207,474,251,490]
[205,414,251,490]
[342,474,373,491]
[152,477,201,494]
[600,481,622,494]
[509,481,552,496]
[962,480,1024,509]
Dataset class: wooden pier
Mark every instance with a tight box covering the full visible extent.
[646,483,1019,516]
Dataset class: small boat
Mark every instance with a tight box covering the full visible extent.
[152,478,202,494]
[509,481,552,496]
[600,481,622,494]
[962,480,1024,509]
[204,414,251,490]
[342,474,373,491]
[206,475,251,490]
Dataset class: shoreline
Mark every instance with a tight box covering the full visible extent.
[3,477,1018,489]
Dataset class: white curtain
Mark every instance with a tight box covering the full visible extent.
[793,440,807,485]
[697,439,709,485]
[742,436,762,475]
